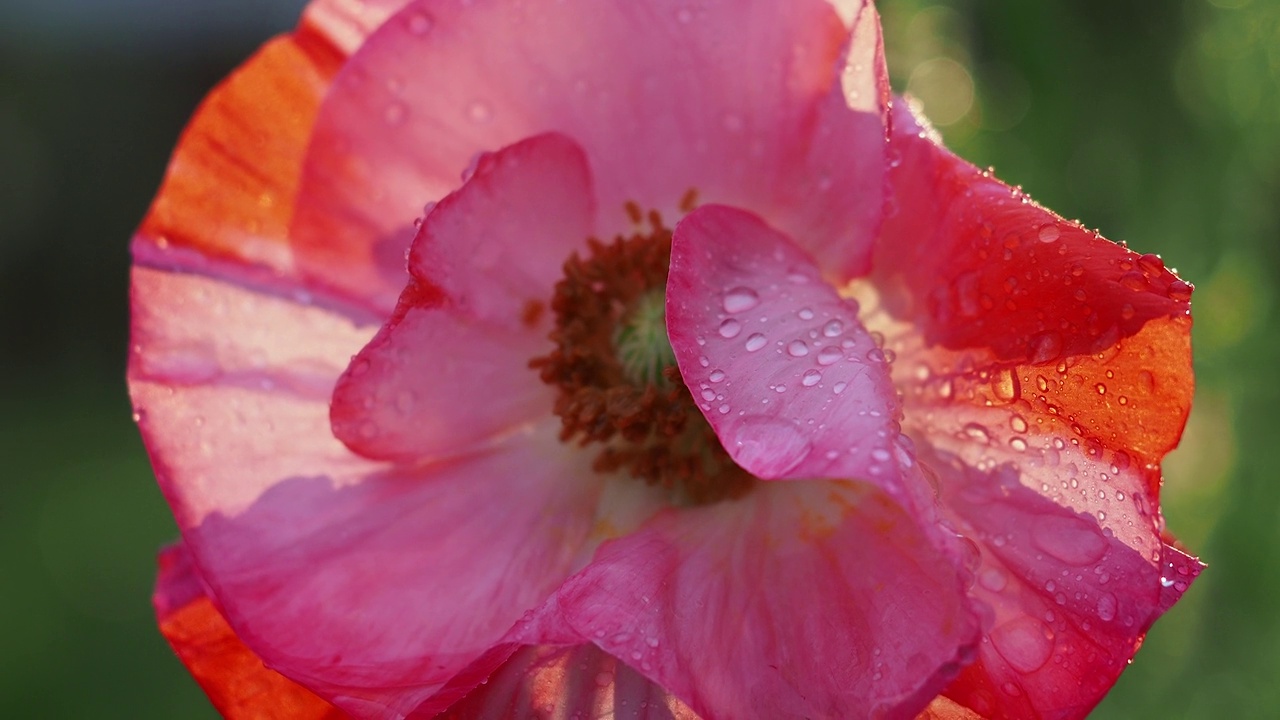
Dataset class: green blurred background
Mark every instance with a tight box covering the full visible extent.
[0,0,1275,716]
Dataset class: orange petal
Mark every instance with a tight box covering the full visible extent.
[154,544,348,720]
[135,29,341,272]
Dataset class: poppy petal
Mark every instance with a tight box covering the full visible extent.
[666,205,908,491]
[513,480,981,720]
[290,0,889,309]
[330,133,595,462]
[154,543,348,720]
[437,644,698,720]
[874,99,1191,368]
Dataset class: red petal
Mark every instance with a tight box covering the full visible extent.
[513,481,980,719]
[330,133,594,462]
[874,99,1192,366]
[154,544,347,720]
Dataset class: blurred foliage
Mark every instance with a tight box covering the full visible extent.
[0,0,1276,717]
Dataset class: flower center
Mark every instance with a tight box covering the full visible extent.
[529,208,754,504]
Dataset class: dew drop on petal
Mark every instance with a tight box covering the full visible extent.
[467,100,494,124]
[728,416,812,476]
[1032,515,1107,565]
[833,381,848,395]
[722,287,760,313]
[798,307,815,320]
[787,340,809,357]
[718,318,742,339]
[1097,592,1118,621]
[801,369,822,387]
[822,320,843,337]
[978,567,1007,592]
[745,333,767,352]
[990,617,1055,673]
[1037,224,1061,243]
[708,369,725,383]
[817,346,843,366]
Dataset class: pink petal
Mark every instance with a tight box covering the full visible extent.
[666,205,902,485]
[512,480,980,720]
[917,448,1188,719]
[330,133,595,461]
[874,99,1192,365]
[290,0,890,310]
[131,266,606,716]
[437,644,698,720]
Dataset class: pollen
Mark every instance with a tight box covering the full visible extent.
[529,209,754,504]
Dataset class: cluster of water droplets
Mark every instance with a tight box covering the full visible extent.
[682,265,906,481]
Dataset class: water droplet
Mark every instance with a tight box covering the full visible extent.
[383,102,407,125]
[1032,515,1107,565]
[718,318,742,339]
[870,448,891,463]
[833,381,848,394]
[722,287,760,313]
[744,333,767,352]
[822,320,843,337]
[787,340,809,357]
[467,100,494,124]
[1010,415,1028,433]
[798,307,815,320]
[1096,383,1107,395]
[1120,272,1147,291]
[709,369,725,383]
[1137,253,1165,274]
[991,617,1055,673]
[963,423,992,443]
[816,346,843,366]
[866,348,887,363]
[728,416,812,477]
[1009,437,1028,452]
[801,369,822,387]
[979,567,1007,592]
[717,404,731,415]
[991,368,1020,402]
[1168,279,1193,301]
[701,388,717,402]
[1038,224,1061,243]
[1096,593,1118,621]
[406,11,433,34]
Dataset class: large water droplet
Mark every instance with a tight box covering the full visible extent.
[990,617,1054,673]
[817,346,843,366]
[798,307,815,320]
[822,320,843,337]
[1096,592,1118,621]
[1037,224,1061,243]
[708,369,725,383]
[467,100,494,125]
[786,340,809,357]
[406,11,433,34]
[722,287,760,313]
[744,333,767,352]
[718,318,742,339]
[1032,515,1107,565]
[728,416,812,477]
[801,369,822,387]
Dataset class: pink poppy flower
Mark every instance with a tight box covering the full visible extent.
[131,0,1202,718]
